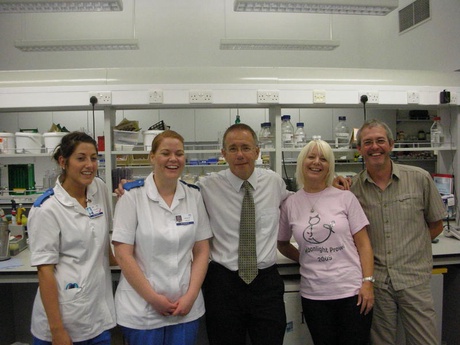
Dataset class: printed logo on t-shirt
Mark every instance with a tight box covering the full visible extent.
[302,213,344,263]
[303,214,335,245]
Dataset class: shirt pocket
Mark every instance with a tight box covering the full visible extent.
[59,287,92,331]
[395,193,424,219]
[257,207,279,236]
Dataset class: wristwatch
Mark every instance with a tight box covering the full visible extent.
[362,276,375,283]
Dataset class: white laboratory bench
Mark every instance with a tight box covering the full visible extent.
[1,235,459,345]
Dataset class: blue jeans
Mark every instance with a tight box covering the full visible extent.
[33,329,111,345]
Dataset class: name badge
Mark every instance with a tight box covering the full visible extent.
[86,204,104,218]
[175,213,194,226]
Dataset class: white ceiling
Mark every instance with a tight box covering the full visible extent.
[0,0,459,73]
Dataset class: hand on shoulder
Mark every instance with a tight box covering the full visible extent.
[332,175,352,190]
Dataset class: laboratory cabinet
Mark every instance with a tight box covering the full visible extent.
[1,105,456,198]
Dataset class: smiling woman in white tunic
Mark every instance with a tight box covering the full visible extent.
[28,132,116,345]
[112,130,212,345]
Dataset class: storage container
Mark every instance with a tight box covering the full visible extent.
[143,130,163,151]
[0,132,15,154]
[15,132,43,154]
[114,143,136,151]
[43,132,67,153]
[113,130,140,145]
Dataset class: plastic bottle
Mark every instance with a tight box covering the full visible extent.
[259,122,273,149]
[294,122,307,148]
[11,208,16,225]
[281,115,294,148]
[335,116,350,149]
[430,116,444,148]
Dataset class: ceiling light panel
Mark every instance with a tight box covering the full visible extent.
[234,0,398,15]
[15,39,139,52]
[220,39,340,51]
[0,0,123,12]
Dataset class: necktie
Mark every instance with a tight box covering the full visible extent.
[238,180,258,284]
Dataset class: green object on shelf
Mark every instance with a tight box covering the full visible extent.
[8,164,36,195]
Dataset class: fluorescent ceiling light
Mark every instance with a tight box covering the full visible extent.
[234,0,398,15]
[0,0,122,12]
[220,38,339,51]
[15,38,139,52]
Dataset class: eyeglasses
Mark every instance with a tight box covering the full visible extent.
[225,145,256,154]
[361,138,388,147]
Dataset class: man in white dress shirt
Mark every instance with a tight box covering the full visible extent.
[198,123,290,345]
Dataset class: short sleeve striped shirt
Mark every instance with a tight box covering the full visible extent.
[351,162,446,291]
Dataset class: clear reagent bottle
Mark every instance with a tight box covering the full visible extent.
[294,122,306,148]
[430,116,444,148]
[335,116,350,149]
[259,122,273,149]
[281,115,294,148]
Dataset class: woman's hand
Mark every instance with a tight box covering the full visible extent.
[172,293,195,317]
[114,179,128,198]
[357,282,374,315]
[51,327,73,345]
[149,294,179,317]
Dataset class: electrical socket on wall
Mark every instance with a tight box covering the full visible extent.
[313,90,326,104]
[257,90,279,104]
[359,91,379,104]
[189,90,213,103]
[407,91,420,104]
[89,91,112,105]
[149,90,164,104]
[450,92,458,104]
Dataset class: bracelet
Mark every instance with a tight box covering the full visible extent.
[362,276,375,283]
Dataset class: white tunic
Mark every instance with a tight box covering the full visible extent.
[112,173,212,329]
[28,177,116,342]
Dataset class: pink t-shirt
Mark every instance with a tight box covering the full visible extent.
[279,186,369,300]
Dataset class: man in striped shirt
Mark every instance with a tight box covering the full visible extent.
[350,119,445,345]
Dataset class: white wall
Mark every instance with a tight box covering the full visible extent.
[0,0,459,72]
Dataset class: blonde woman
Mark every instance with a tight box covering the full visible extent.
[278,139,374,345]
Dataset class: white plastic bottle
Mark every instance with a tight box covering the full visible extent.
[294,122,306,148]
[335,116,350,149]
[281,115,294,148]
[430,116,444,148]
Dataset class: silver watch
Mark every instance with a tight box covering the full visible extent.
[362,276,375,283]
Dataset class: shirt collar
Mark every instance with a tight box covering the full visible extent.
[362,160,399,184]
[53,177,97,207]
[225,168,258,192]
[145,172,186,201]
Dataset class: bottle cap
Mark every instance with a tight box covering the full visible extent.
[433,116,441,121]
[338,116,346,121]
[281,115,291,120]
[296,122,304,127]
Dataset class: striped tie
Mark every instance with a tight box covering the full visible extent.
[238,180,258,284]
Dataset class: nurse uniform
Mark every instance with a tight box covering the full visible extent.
[28,177,116,342]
